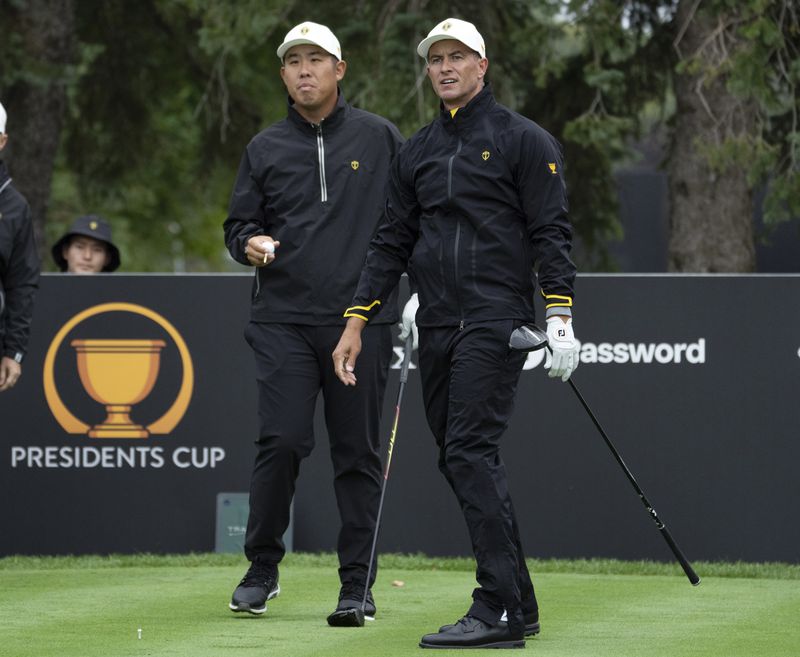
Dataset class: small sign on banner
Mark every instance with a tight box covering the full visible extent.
[215,493,293,554]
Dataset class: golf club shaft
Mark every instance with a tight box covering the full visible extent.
[362,334,414,611]
[564,373,700,586]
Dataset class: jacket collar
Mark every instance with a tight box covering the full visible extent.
[439,83,495,132]
[287,88,348,131]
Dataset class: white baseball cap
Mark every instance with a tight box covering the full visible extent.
[277,21,342,61]
[417,18,486,61]
[0,101,7,134]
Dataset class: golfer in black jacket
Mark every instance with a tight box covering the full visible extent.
[0,101,39,393]
[223,21,403,625]
[333,18,580,649]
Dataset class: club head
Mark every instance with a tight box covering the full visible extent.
[509,324,548,352]
[326,607,365,628]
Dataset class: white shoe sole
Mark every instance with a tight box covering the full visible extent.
[229,584,280,615]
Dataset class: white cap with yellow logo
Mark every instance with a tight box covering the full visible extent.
[277,22,342,61]
[417,18,486,61]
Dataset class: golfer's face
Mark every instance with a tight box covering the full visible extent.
[426,39,487,110]
[280,45,344,115]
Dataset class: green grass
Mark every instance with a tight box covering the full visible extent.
[1,553,798,657]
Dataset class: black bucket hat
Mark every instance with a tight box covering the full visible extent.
[52,215,121,272]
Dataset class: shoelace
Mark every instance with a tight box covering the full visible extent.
[240,563,277,588]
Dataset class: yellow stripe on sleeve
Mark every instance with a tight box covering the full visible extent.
[343,300,381,322]
[343,311,369,321]
[541,291,573,308]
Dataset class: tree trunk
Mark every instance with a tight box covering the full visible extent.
[3,0,75,260]
[667,2,756,272]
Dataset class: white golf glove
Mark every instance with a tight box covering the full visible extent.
[398,293,419,349]
[545,316,579,382]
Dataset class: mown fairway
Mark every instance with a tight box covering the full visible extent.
[1,554,797,657]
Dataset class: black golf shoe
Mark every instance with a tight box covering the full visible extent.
[420,615,525,649]
[326,584,376,627]
[229,560,280,615]
[438,609,540,637]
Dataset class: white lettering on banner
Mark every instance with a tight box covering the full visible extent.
[172,447,225,469]
[581,339,705,364]
[9,446,225,470]
[522,338,706,369]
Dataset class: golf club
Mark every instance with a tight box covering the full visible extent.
[361,333,415,616]
[329,333,414,628]
[509,324,700,586]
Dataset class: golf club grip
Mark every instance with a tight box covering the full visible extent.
[385,337,413,474]
[659,525,701,585]
[400,334,413,383]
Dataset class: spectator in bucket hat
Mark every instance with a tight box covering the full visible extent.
[52,215,121,273]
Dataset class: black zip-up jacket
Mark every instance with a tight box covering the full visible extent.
[224,92,403,325]
[345,85,576,327]
[0,160,39,363]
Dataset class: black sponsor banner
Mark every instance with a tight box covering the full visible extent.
[2,274,799,563]
[0,275,255,554]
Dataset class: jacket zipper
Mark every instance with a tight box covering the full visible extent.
[315,124,328,202]
[447,136,465,329]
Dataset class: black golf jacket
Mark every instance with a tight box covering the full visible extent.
[345,85,576,327]
[224,92,403,325]
[0,160,39,363]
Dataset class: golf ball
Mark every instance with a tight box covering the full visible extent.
[262,241,275,254]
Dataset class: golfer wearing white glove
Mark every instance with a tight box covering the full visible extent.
[334,16,579,649]
[398,293,419,349]
[544,316,579,381]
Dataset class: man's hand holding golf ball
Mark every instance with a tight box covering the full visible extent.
[244,236,279,266]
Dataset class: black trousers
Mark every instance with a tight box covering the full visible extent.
[419,320,537,635]
[243,322,392,586]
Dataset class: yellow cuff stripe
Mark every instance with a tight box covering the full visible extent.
[343,311,369,321]
[345,300,381,313]
[343,300,381,322]
[541,291,573,308]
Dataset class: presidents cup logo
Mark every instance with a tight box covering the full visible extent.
[10,302,225,470]
[44,302,194,437]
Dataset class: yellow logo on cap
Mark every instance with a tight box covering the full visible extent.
[90,221,98,230]
[351,161,359,170]
[482,151,490,161]
[442,22,451,31]
[548,163,557,175]
[301,26,309,35]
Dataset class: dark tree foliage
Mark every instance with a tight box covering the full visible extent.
[1,0,798,272]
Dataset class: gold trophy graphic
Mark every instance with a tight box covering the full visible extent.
[71,339,167,438]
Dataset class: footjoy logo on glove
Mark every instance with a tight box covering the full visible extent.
[523,338,706,370]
